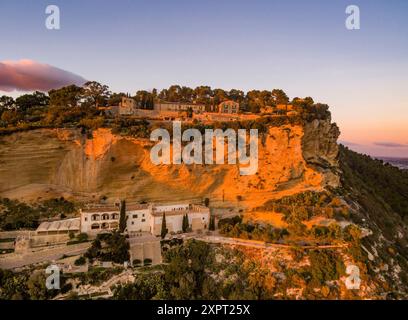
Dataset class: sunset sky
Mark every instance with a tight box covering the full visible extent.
[0,0,407,157]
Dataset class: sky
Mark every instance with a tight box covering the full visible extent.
[0,0,407,157]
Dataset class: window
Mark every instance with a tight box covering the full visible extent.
[142,214,145,217]
[133,214,138,219]
[85,217,87,221]
[142,219,146,222]
[131,222,134,225]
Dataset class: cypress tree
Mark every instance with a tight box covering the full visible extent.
[209,215,215,231]
[182,213,189,232]
[119,200,127,233]
[161,212,168,239]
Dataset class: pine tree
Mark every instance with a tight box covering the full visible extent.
[161,212,168,239]
[119,200,127,233]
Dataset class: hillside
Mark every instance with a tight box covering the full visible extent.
[339,145,408,296]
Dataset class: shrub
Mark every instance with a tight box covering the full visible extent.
[74,256,86,266]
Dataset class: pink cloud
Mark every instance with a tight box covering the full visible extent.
[0,59,86,92]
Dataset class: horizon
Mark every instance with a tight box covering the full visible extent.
[1,0,407,157]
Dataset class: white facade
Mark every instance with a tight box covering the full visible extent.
[80,208,120,235]
[80,203,210,237]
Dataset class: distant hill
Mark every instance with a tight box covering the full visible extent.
[376,157,408,171]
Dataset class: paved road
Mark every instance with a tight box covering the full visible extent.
[0,242,91,269]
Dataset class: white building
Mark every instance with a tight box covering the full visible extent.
[79,203,210,237]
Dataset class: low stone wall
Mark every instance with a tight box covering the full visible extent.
[30,234,70,247]
[0,230,32,239]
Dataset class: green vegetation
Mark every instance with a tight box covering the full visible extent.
[339,145,408,292]
[218,216,289,242]
[161,213,168,239]
[308,250,346,285]
[67,233,89,245]
[74,256,86,266]
[119,200,127,233]
[114,240,303,300]
[209,215,215,231]
[72,266,123,286]
[182,214,189,233]
[112,273,163,300]
[84,231,130,264]
[0,268,70,300]
[0,197,76,230]
[340,145,408,222]
[264,191,349,221]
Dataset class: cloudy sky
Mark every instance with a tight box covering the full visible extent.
[0,0,407,157]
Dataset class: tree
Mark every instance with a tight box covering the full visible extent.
[228,89,245,103]
[1,110,20,125]
[112,273,162,300]
[194,86,212,105]
[209,215,215,231]
[74,256,86,266]
[0,95,15,110]
[212,88,228,105]
[15,91,49,111]
[271,89,289,105]
[161,212,168,239]
[48,85,83,108]
[186,107,193,118]
[163,239,219,299]
[119,200,127,233]
[84,231,129,264]
[27,271,58,300]
[182,214,189,233]
[82,81,111,107]
[133,90,155,109]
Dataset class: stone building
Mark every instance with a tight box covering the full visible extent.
[154,102,205,113]
[36,218,80,235]
[218,100,239,114]
[119,97,137,115]
[276,104,294,112]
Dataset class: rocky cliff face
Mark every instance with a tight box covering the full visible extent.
[302,117,340,188]
[0,119,340,208]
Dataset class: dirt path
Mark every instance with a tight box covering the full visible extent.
[195,235,349,250]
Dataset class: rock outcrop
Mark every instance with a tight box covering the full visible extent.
[0,119,340,208]
[302,118,340,187]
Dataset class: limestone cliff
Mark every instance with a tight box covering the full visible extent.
[302,117,340,188]
[0,120,340,208]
